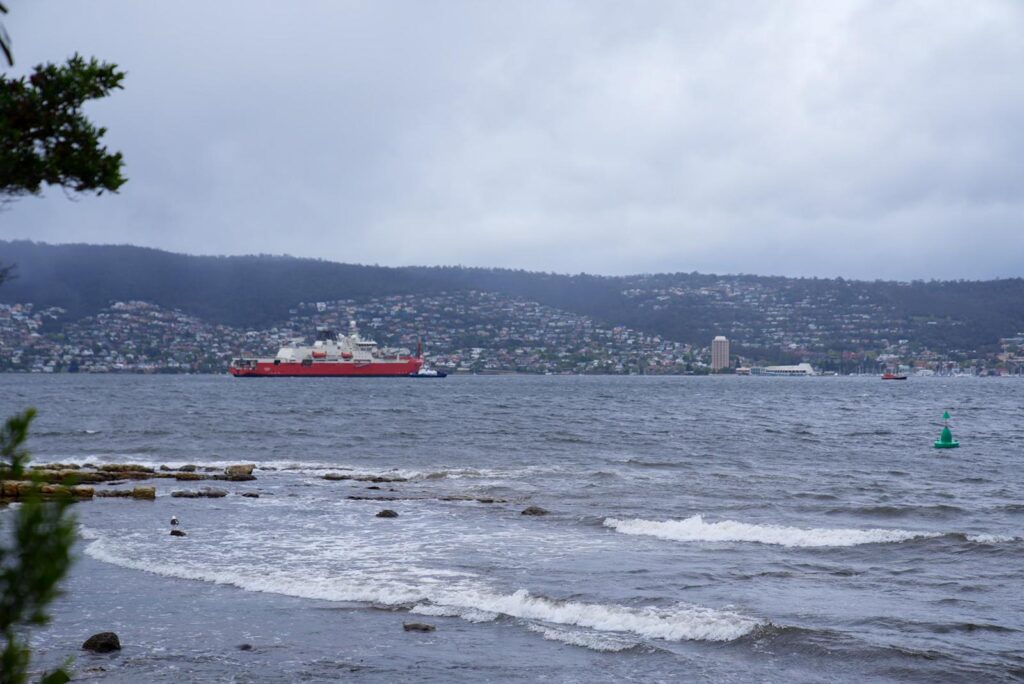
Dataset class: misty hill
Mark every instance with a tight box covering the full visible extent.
[2,240,1024,358]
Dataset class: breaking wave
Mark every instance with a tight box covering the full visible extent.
[525,623,642,652]
[82,531,761,645]
[603,515,942,547]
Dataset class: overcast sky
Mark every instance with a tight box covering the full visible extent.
[2,1,1023,280]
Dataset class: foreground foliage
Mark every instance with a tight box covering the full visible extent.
[0,55,126,198]
[0,410,75,684]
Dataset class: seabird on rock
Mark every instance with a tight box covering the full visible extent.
[170,516,179,526]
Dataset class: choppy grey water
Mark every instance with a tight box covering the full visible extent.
[2,374,1023,682]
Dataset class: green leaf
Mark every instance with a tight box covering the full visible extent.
[39,668,72,684]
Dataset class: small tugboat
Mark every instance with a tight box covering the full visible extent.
[409,367,447,378]
[882,368,908,380]
[230,322,423,377]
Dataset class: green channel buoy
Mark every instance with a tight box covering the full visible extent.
[934,410,959,449]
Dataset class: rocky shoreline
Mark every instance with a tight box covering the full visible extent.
[0,463,256,502]
[1,462,551,520]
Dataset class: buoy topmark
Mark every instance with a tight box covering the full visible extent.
[934,410,960,449]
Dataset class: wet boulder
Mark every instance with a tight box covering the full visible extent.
[82,632,121,653]
[223,464,256,481]
[133,485,156,501]
[34,462,79,471]
[521,506,549,516]
[403,622,436,632]
[98,464,154,473]
[240,492,260,498]
[170,529,187,537]
[376,509,399,518]
[71,471,107,483]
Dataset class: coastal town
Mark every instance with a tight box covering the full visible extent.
[2,288,1021,375]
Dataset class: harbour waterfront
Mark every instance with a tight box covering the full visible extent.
[3,374,1023,682]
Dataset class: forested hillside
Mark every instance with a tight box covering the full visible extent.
[2,240,1023,357]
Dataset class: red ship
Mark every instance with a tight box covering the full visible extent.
[230,323,424,377]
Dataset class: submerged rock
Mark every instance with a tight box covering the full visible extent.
[68,471,107,483]
[324,472,407,483]
[238,643,253,651]
[440,495,507,504]
[376,509,399,518]
[82,632,121,653]
[240,492,260,498]
[403,622,436,632]
[171,487,227,498]
[95,489,133,498]
[174,472,206,481]
[521,506,549,516]
[170,529,187,537]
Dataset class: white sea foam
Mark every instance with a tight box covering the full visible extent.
[83,535,760,644]
[526,623,640,652]
[604,515,942,547]
[78,526,100,541]
[966,533,1019,544]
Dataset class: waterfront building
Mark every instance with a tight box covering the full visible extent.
[712,335,730,371]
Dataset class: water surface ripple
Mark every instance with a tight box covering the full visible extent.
[3,375,1022,682]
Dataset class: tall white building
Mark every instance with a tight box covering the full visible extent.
[712,335,730,371]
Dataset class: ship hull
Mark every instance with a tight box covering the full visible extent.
[230,358,422,377]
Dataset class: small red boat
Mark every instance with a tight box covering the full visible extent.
[230,323,423,377]
[882,371,907,380]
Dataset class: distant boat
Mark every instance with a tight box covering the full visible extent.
[409,367,447,378]
[882,371,907,380]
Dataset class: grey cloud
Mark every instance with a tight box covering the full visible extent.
[1,0,1022,279]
